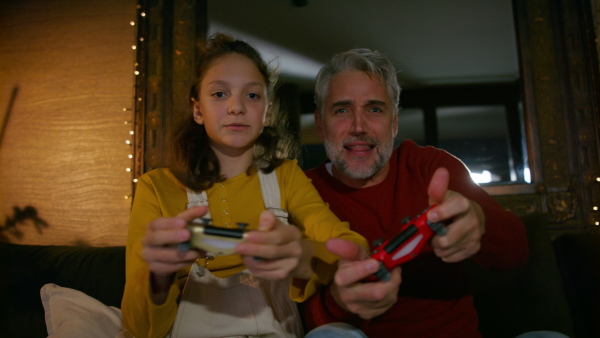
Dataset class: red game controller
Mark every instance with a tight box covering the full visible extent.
[366,205,446,282]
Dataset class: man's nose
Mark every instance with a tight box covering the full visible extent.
[350,113,366,134]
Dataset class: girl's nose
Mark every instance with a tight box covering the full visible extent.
[228,96,245,115]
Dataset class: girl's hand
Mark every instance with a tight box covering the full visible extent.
[141,206,208,303]
[236,210,314,280]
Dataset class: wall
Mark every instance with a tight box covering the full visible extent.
[594,0,600,72]
[0,0,136,246]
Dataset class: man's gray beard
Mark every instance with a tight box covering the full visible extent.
[323,136,394,180]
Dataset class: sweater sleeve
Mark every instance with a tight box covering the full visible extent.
[121,172,185,338]
[279,161,369,302]
[302,283,370,331]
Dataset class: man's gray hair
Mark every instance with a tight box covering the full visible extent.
[314,48,401,115]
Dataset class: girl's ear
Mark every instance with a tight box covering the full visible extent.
[192,99,203,125]
[264,103,272,127]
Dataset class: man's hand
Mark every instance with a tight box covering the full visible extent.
[427,167,486,262]
[236,210,313,280]
[326,238,401,320]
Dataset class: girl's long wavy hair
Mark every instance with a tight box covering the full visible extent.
[169,33,299,191]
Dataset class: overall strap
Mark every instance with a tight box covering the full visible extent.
[186,189,210,224]
[186,170,288,225]
[258,170,289,225]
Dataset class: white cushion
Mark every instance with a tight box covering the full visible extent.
[40,283,128,337]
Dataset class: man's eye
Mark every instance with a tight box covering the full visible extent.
[370,107,382,113]
[335,108,348,114]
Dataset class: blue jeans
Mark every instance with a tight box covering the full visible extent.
[515,331,570,338]
[304,322,367,338]
[305,325,569,338]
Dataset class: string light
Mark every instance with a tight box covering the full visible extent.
[125,1,146,202]
[123,2,150,201]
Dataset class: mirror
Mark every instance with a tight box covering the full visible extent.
[207,0,528,185]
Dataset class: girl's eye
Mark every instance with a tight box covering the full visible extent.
[212,92,225,98]
[247,93,260,99]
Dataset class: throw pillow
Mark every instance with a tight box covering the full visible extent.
[40,283,126,337]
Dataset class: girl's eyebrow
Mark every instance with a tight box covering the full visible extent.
[205,80,266,90]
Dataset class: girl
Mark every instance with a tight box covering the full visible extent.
[121,33,367,338]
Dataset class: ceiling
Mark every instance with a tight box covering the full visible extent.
[207,0,520,92]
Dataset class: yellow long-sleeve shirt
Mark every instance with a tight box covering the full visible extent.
[121,160,368,338]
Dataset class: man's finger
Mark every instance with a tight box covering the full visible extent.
[335,258,380,286]
[427,167,450,206]
[326,238,369,261]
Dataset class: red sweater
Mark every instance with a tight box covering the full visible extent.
[303,140,528,338]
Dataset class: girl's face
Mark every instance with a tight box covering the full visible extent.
[193,54,270,157]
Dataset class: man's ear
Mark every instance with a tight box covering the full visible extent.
[314,109,325,141]
[192,99,203,125]
[392,112,399,138]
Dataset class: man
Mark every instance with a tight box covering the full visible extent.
[302,48,529,337]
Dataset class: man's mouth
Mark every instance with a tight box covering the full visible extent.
[344,142,375,151]
[343,143,375,158]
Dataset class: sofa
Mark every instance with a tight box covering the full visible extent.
[1,214,598,338]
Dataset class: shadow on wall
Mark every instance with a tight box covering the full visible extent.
[0,206,49,242]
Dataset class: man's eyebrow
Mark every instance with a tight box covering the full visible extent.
[330,99,387,108]
[366,100,386,106]
[331,100,352,107]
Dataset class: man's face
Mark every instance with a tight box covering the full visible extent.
[316,70,398,182]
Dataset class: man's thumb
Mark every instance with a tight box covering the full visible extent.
[326,238,367,261]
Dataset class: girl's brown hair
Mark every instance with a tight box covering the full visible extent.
[169,33,299,191]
